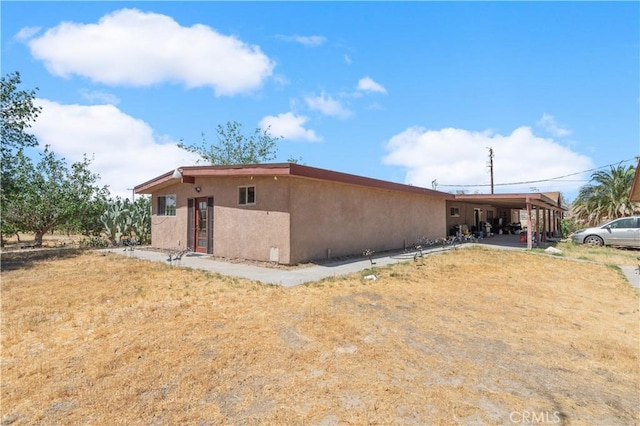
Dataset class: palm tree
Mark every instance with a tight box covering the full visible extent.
[571,163,640,226]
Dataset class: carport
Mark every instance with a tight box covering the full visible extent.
[453,193,565,249]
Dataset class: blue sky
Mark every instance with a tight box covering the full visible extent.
[2,1,638,201]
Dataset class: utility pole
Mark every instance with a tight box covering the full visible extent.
[486,147,494,194]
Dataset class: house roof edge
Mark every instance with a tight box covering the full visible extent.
[134,162,453,198]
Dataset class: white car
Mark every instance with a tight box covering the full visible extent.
[570,216,640,247]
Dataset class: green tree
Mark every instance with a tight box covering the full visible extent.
[2,147,109,247]
[60,165,110,238]
[63,196,109,237]
[1,71,42,243]
[570,163,640,226]
[0,71,40,158]
[178,121,281,165]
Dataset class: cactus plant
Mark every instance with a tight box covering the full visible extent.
[100,196,151,246]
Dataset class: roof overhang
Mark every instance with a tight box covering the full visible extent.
[134,163,454,199]
[453,193,565,210]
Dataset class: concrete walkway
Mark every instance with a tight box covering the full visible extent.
[620,265,640,289]
[101,236,640,289]
[101,245,462,287]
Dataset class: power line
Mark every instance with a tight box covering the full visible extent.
[437,158,636,188]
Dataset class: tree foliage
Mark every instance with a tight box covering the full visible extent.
[1,71,41,158]
[2,147,110,246]
[178,121,281,165]
[1,71,116,246]
[63,196,109,237]
[1,71,43,241]
[570,163,640,226]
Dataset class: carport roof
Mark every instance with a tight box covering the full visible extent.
[453,193,564,210]
[134,163,454,199]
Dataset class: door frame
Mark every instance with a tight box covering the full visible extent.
[187,197,214,254]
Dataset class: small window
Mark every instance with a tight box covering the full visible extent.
[238,186,256,205]
[450,207,460,217]
[157,194,177,216]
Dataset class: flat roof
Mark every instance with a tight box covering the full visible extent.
[134,163,454,199]
[453,193,564,210]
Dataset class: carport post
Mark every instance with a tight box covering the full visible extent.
[534,206,540,247]
[526,198,532,249]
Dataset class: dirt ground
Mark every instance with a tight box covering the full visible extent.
[1,247,638,425]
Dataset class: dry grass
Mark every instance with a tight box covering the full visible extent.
[2,247,638,425]
[541,241,640,267]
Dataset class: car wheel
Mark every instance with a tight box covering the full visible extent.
[584,235,604,246]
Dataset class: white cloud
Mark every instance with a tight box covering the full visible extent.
[259,112,321,142]
[537,113,571,137]
[15,26,41,41]
[79,89,120,105]
[357,76,387,94]
[305,92,352,119]
[344,54,352,65]
[31,99,202,200]
[383,126,593,194]
[277,34,327,47]
[25,8,275,96]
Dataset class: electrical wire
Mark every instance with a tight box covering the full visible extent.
[436,158,637,188]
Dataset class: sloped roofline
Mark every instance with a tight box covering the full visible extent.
[134,163,454,199]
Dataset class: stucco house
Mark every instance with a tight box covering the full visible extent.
[134,163,453,265]
[135,163,566,262]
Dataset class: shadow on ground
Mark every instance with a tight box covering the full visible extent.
[1,248,85,272]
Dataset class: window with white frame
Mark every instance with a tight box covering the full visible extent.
[450,207,460,217]
[238,186,256,205]
[157,194,177,216]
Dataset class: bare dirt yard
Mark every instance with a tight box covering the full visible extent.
[1,246,638,425]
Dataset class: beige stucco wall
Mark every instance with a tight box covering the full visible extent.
[288,179,447,264]
[214,206,290,263]
[150,182,191,250]
[150,176,291,263]
[150,174,449,265]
